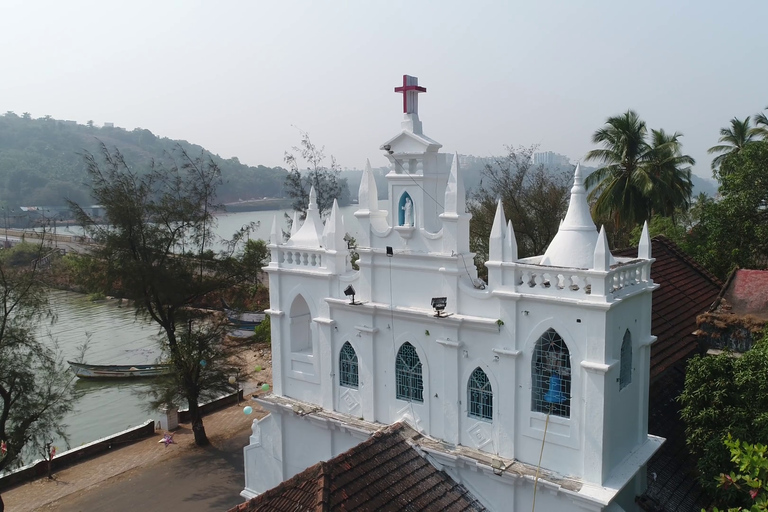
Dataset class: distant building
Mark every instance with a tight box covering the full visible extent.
[533,151,570,167]
[103,122,114,128]
[59,120,78,126]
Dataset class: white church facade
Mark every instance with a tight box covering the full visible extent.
[242,75,663,511]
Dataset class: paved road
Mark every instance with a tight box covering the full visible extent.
[50,429,250,512]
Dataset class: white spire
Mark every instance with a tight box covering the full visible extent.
[358,159,380,213]
[540,163,599,269]
[444,153,466,215]
[506,220,518,261]
[489,199,506,261]
[323,199,345,251]
[593,226,611,271]
[291,211,301,237]
[269,215,280,245]
[638,221,651,260]
[286,186,324,248]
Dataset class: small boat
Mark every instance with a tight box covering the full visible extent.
[67,361,173,379]
[221,299,266,329]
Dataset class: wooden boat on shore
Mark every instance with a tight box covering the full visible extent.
[221,300,266,329]
[67,361,173,379]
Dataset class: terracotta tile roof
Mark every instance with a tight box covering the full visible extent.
[639,365,712,511]
[715,269,768,321]
[229,423,486,512]
[614,236,722,380]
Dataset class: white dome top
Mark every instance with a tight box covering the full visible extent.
[540,164,599,269]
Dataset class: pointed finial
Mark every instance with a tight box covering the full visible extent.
[489,199,506,261]
[358,159,380,212]
[444,153,466,214]
[291,211,301,236]
[593,225,611,271]
[308,186,317,210]
[269,215,279,245]
[323,199,338,250]
[638,221,651,259]
[506,220,518,261]
[573,162,583,188]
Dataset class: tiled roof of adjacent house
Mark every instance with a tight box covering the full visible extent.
[615,236,722,380]
[229,423,486,512]
[713,269,768,321]
[639,365,712,512]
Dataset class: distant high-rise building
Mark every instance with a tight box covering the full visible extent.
[533,151,570,167]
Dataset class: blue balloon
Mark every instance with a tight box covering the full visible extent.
[200,360,207,367]
[243,406,253,415]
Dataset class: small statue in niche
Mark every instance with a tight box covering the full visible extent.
[401,197,413,227]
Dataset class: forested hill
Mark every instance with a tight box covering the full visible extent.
[0,112,288,207]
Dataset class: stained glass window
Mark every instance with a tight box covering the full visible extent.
[532,328,571,418]
[395,342,423,402]
[468,367,493,421]
[620,330,632,390]
[339,342,359,389]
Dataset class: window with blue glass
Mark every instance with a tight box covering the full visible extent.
[468,367,493,421]
[339,341,359,389]
[395,342,423,402]
[532,328,571,418]
[619,330,632,390]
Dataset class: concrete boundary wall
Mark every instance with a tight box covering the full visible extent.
[0,420,155,492]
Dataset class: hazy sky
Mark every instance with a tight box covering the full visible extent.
[2,1,766,179]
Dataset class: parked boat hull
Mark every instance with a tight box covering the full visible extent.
[67,361,173,379]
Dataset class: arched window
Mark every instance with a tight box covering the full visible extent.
[532,328,572,418]
[289,295,311,353]
[620,330,632,390]
[395,342,423,402]
[339,342,359,389]
[468,367,493,421]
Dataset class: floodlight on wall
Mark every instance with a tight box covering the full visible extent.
[431,297,448,317]
[344,285,359,305]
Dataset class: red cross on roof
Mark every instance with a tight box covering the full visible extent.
[394,75,426,114]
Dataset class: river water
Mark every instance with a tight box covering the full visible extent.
[35,204,383,458]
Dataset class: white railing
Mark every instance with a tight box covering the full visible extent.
[511,260,651,300]
[279,249,323,268]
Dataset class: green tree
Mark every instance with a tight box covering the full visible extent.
[284,132,350,220]
[645,129,695,219]
[708,116,760,175]
[585,110,652,232]
[0,241,76,507]
[683,141,768,280]
[241,238,269,284]
[680,333,768,508]
[710,435,768,512]
[468,145,570,275]
[68,144,250,446]
[755,107,768,140]
[585,111,695,246]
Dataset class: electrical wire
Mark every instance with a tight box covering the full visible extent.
[531,406,552,512]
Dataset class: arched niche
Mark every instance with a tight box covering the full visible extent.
[289,295,311,354]
[398,191,414,227]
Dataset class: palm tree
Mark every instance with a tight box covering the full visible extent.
[584,110,653,230]
[754,106,768,139]
[646,129,694,219]
[707,116,759,171]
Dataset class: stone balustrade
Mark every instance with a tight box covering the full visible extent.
[279,249,323,268]
[511,259,651,300]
